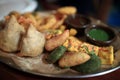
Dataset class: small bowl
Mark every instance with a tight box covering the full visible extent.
[85,25,117,46]
[65,14,91,36]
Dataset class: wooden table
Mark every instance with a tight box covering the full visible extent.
[0,62,120,80]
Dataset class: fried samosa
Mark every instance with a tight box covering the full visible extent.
[0,15,25,52]
[18,24,45,57]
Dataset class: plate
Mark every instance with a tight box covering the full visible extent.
[0,38,120,78]
[0,12,120,78]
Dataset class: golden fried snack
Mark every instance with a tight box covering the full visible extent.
[22,12,37,27]
[59,25,66,31]
[7,11,40,29]
[0,15,25,52]
[69,28,77,36]
[45,30,69,51]
[57,6,77,15]
[44,29,63,40]
[18,24,45,57]
[51,13,67,29]
[59,52,90,67]
[37,15,57,31]
[18,15,37,30]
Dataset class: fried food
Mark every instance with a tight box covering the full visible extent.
[57,6,77,15]
[0,8,117,75]
[80,43,99,55]
[0,15,25,52]
[63,36,83,52]
[37,15,57,31]
[18,15,37,30]
[59,25,66,31]
[22,12,37,27]
[44,29,63,40]
[7,11,42,30]
[98,46,114,64]
[69,28,77,36]
[72,53,101,73]
[59,52,90,67]
[45,30,69,51]
[18,24,45,57]
[51,13,67,29]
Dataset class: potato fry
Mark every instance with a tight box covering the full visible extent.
[59,25,66,31]
[69,28,77,36]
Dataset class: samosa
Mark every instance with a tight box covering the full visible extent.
[0,15,25,52]
[18,24,45,57]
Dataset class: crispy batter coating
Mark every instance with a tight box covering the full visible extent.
[51,13,67,29]
[18,24,45,57]
[59,52,90,67]
[37,15,57,31]
[45,30,69,51]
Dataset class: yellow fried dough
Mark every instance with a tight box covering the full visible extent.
[98,46,114,64]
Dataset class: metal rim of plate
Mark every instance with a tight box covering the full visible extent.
[29,66,120,78]
[0,58,120,78]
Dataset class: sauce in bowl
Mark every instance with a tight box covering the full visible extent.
[68,15,90,28]
[88,28,110,41]
[65,14,91,36]
[85,25,117,46]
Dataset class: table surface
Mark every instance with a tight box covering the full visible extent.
[0,62,120,80]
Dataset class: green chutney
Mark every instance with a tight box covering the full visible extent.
[88,29,110,41]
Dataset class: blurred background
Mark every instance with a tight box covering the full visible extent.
[0,0,120,27]
[36,0,120,27]
[0,0,37,19]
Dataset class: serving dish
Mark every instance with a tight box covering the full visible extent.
[85,24,117,46]
[65,14,91,36]
[0,10,120,78]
